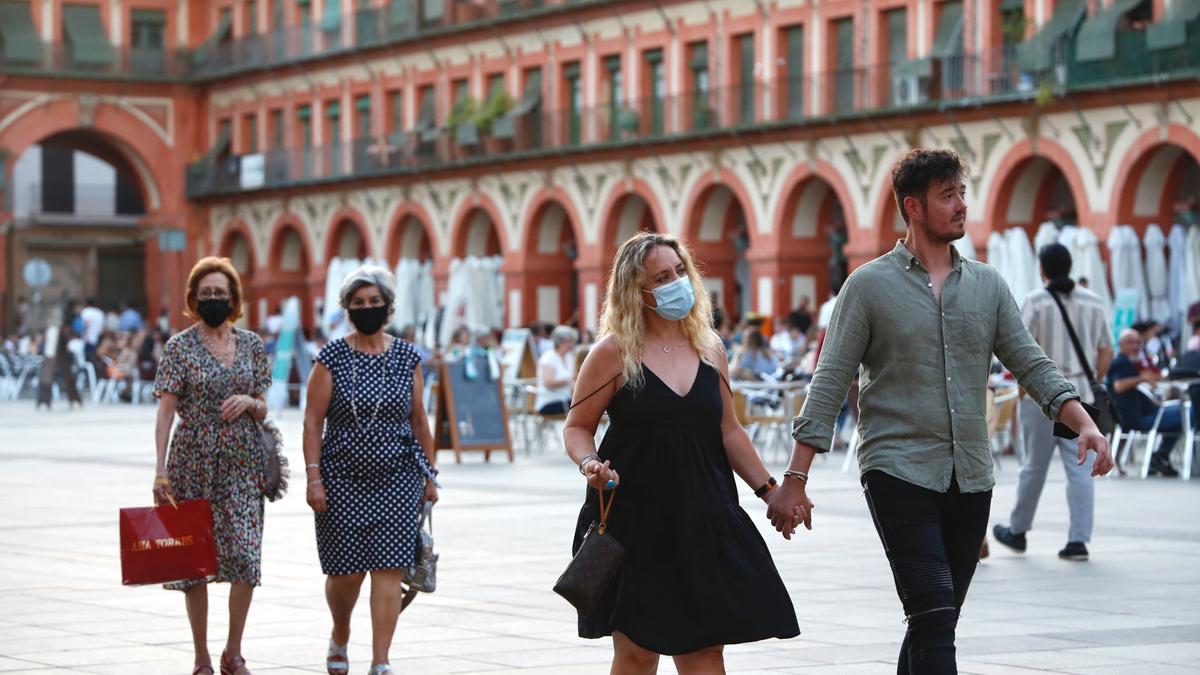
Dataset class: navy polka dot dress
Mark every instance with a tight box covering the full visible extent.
[314,337,436,576]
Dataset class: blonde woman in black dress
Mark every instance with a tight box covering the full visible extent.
[563,233,801,674]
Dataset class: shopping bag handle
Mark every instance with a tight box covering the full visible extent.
[155,477,179,509]
[418,500,433,534]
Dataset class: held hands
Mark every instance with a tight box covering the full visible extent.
[220,394,256,421]
[766,478,814,540]
[423,478,439,505]
[583,458,620,491]
[1078,426,1114,477]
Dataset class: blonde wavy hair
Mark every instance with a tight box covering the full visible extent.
[599,232,720,391]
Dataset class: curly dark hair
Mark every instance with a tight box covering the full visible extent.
[891,149,968,225]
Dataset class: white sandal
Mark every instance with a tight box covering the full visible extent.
[367,665,393,675]
[326,639,349,674]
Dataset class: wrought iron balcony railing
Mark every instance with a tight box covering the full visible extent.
[0,42,191,81]
[184,54,1052,198]
[185,40,1200,198]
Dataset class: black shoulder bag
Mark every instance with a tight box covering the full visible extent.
[1046,290,1120,438]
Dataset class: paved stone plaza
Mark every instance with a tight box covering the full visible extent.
[0,401,1197,674]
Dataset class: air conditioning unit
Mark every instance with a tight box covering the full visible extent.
[892,75,929,106]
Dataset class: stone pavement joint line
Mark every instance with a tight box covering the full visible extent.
[0,403,1197,674]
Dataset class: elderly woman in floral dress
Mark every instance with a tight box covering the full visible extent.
[153,257,271,675]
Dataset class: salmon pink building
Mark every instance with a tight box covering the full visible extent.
[1,0,1198,333]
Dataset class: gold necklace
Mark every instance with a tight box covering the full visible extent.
[201,325,234,363]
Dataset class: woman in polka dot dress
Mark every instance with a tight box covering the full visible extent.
[303,265,439,675]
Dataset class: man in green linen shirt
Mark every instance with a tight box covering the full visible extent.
[766,149,1113,674]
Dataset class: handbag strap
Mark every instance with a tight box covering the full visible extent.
[569,373,621,411]
[418,500,433,535]
[569,359,733,413]
[1046,288,1097,386]
[596,487,616,535]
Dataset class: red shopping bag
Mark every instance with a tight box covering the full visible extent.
[119,499,218,586]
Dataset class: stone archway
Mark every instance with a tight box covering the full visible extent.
[602,192,660,262]
[453,207,503,258]
[326,214,370,262]
[990,156,1080,240]
[1114,140,1200,233]
[769,175,851,319]
[387,214,435,264]
[518,199,581,326]
[0,94,187,330]
[266,218,315,330]
[685,183,753,320]
[4,131,157,331]
[219,224,258,327]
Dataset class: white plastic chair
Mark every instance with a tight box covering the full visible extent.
[523,384,567,454]
[841,426,860,473]
[0,353,14,399]
[1115,400,1183,479]
[8,355,41,400]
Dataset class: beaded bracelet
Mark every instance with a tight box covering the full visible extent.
[783,469,809,483]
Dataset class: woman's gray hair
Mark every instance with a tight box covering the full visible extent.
[551,325,579,347]
[339,265,396,309]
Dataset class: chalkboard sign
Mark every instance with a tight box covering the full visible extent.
[434,354,513,463]
[500,328,537,380]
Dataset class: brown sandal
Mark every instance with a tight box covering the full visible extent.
[220,652,250,675]
[193,666,214,675]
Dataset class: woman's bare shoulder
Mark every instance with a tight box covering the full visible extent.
[588,334,619,359]
[579,335,623,380]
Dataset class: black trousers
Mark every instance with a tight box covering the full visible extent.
[862,470,992,675]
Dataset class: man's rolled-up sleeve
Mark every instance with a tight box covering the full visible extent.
[792,274,871,452]
[993,282,1078,420]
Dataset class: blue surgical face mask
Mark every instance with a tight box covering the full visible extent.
[643,276,695,321]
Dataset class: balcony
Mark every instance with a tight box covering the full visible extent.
[189,0,609,80]
[21,183,145,226]
[1068,10,1200,89]
[0,42,191,81]
[183,60,1014,198]
[0,0,605,81]
[185,35,1200,199]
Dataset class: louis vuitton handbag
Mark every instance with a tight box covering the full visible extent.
[553,487,625,614]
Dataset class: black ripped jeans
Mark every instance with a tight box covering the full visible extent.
[862,470,992,675]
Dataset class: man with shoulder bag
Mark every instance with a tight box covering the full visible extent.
[993,243,1114,561]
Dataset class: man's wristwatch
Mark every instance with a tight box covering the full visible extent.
[754,477,778,499]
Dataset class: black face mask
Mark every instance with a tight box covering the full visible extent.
[349,305,389,335]
[196,299,233,327]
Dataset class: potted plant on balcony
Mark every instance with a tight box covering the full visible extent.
[475,90,514,155]
[447,96,480,159]
[617,109,640,141]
